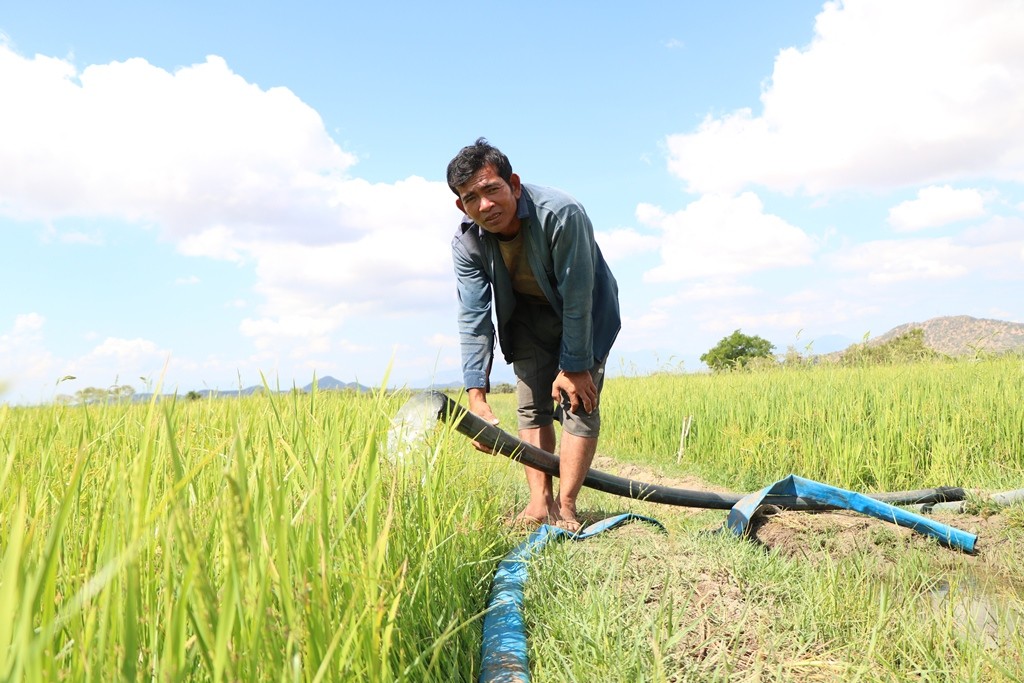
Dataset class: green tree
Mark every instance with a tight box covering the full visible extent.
[700,329,776,371]
[74,387,108,405]
[111,384,136,401]
[840,328,942,366]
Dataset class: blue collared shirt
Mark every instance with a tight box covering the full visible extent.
[451,184,621,390]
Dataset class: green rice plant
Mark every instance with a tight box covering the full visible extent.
[517,356,1024,681]
[600,357,1024,493]
[4,355,1020,681]
[0,387,521,682]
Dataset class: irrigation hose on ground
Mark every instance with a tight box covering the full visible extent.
[480,514,665,683]
[422,391,967,510]
[906,488,1024,514]
[420,390,988,682]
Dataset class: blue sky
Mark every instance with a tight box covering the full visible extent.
[2,0,1023,403]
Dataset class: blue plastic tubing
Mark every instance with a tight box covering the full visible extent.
[427,392,967,511]
[480,514,665,683]
[727,475,976,553]
[447,385,980,681]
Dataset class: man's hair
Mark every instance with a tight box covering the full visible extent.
[446,137,513,196]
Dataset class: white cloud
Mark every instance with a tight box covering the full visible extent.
[0,47,357,240]
[639,282,758,308]
[830,215,1024,283]
[239,310,345,361]
[887,186,989,231]
[424,333,457,347]
[701,309,806,336]
[12,312,45,334]
[232,176,459,352]
[595,228,660,262]
[640,192,815,281]
[337,339,374,353]
[88,337,163,361]
[665,0,1024,195]
[56,229,104,245]
[246,177,456,310]
[0,314,56,400]
[0,43,465,363]
[618,310,672,340]
[239,315,339,340]
[61,337,201,394]
[178,226,246,263]
[959,215,1024,247]
[830,238,970,283]
[674,281,758,301]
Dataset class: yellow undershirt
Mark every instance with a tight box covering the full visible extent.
[497,229,549,303]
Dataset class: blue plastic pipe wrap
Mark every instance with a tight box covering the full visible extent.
[726,475,977,553]
[479,514,665,683]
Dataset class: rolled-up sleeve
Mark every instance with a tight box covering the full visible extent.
[550,208,597,372]
[452,238,494,389]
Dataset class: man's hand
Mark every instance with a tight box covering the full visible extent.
[467,388,499,454]
[551,370,598,414]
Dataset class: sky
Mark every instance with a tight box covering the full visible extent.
[2,0,1023,404]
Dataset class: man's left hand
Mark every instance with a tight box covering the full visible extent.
[551,370,598,414]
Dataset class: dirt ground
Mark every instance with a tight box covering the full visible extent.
[585,456,1024,593]
[557,457,1024,679]
[588,455,1016,570]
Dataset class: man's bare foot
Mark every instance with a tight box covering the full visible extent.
[512,510,545,523]
[506,514,544,531]
[514,502,559,527]
[556,501,582,532]
[555,518,582,533]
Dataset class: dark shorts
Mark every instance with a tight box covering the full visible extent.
[509,298,604,438]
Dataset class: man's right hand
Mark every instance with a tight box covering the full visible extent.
[467,388,499,454]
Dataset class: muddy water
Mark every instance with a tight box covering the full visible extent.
[928,572,1023,647]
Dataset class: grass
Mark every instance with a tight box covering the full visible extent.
[524,514,1024,681]
[0,387,521,681]
[1,355,1022,681]
[599,358,1024,492]
[514,356,1024,682]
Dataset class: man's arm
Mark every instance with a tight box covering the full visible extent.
[550,206,598,372]
[544,203,602,414]
[452,237,503,449]
[453,238,496,392]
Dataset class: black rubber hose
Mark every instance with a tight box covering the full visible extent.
[429,391,967,511]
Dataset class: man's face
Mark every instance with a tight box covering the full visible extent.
[455,164,522,238]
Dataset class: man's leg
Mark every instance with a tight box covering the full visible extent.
[515,424,559,522]
[555,432,598,528]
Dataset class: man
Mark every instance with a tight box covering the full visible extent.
[447,138,620,531]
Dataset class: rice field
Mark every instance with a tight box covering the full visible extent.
[1,356,1022,681]
[598,358,1024,493]
[0,387,514,681]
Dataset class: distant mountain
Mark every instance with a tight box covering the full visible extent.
[130,375,371,403]
[302,376,372,392]
[870,315,1024,356]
